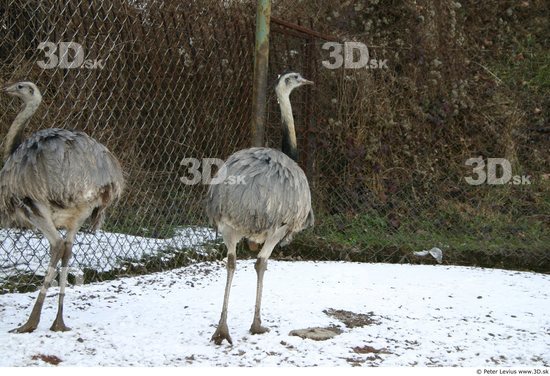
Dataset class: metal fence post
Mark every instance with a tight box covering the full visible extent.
[251,0,271,147]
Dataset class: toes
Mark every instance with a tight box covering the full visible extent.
[250,317,270,334]
[250,325,270,335]
[211,328,233,345]
[50,324,71,332]
[9,323,37,334]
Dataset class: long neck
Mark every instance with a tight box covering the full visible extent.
[276,90,298,161]
[4,100,40,161]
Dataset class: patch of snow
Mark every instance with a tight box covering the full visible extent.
[0,261,548,366]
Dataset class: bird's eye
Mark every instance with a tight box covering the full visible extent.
[17,84,23,89]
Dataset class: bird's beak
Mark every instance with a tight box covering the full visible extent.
[2,84,16,95]
[299,78,314,86]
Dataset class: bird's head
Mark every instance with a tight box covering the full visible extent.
[2,81,42,104]
[275,72,313,97]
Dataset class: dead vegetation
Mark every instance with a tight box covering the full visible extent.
[0,0,548,277]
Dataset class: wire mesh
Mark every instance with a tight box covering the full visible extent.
[265,9,549,271]
[0,0,548,293]
[0,0,258,292]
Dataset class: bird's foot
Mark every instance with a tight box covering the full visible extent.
[211,322,233,345]
[250,321,270,335]
[9,320,38,334]
[50,318,71,332]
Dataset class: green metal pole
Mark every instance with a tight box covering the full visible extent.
[251,0,271,147]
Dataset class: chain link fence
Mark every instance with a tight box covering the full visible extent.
[265,3,549,272]
[1,0,548,292]
[0,0,258,291]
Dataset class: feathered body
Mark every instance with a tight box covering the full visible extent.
[1,81,123,333]
[206,147,313,245]
[206,72,314,345]
[0,128,123,230]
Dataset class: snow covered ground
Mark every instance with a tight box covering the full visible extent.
[0,227,217,282]
[0,260,548,367]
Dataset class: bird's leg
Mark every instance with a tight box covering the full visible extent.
[212,252,236,345]
[50,239,73,332]
[211,227,239,345]
[250,257,269,334]
[50,219,87,332]
[250,225,288,335]
[10,239,64,334]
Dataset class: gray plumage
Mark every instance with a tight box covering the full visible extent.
[206,72,314,345]
[1,81,123,333]
[206,147,313,244]
[0,128,123,229]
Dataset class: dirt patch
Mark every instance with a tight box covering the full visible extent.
[352,345,392,355]
[31,354,62,365]
[324,308,380,328]
[289,326,343,341]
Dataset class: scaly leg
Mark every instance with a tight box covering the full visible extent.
[50,216,88,332]
[49,239,73,332]
[250,225,288,335]
[211,225,240,345]
[10,240,64,333]
[10,204,64,334]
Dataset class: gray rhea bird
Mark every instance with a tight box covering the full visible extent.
[206,72,314,345]
[0,81,124,333]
